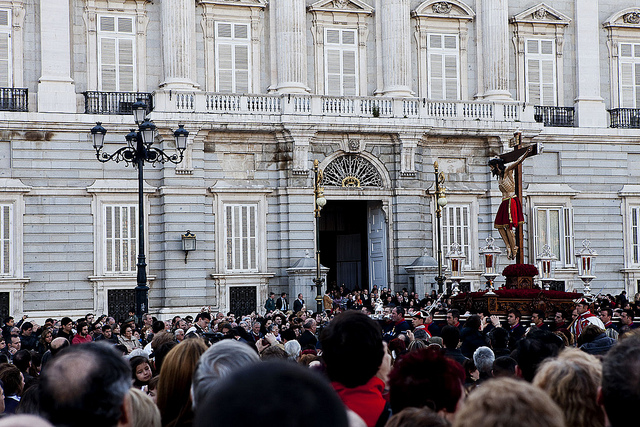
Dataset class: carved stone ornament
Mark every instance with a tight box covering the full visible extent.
[533,8,548,20]
[322,155,383,188]
[432,2,452,14]
[333,0,350,9]
[623,12,640,25]
[347,139,360,152]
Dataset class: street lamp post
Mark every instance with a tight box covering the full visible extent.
[434,161,448,293]
[90,100,188,326]
[313,159,327,313]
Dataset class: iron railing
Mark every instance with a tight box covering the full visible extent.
[534,106,575,127]
[0,88,28,112]
[609,108,640,128]
[84,91,153,115]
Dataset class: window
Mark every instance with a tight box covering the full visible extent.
[0,9,11,87]
[98,15,135,92]
[0,204,11,275]
[224,204,257,272]
[428,34,459,100]
[618,43,640,108]
[325,28,358,96]
[526,39,556,106]
[533,206,574,267]
[442,204,471,267]
[104,205,137,274]
[632,206,640,264]
[215,22,250,93]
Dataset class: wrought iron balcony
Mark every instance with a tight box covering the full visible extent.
[534,106,575,127]
[84,91,153,115]
[0,88,28,112]
[609,108,640,128]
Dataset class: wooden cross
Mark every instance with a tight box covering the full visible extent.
[498,132,540,264]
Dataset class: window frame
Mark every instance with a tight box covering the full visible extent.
[97,14,137,92]
[223,203,258,273]
[214,21,252,94]
[532,205,574,268]
[0,8,12,88]
[103,203,138,275]
[524,38,558,106]
[323,27,359,96]
[426,33,460,100]
[0,203,13,276]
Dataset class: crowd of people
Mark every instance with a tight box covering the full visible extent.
[0,285,636,427]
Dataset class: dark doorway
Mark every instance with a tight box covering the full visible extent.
[108,289,136,323]
[319,200,369,292]
[229,286,257,317]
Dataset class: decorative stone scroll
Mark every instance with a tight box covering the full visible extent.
[432,2,452,14]
[623,12,640,25]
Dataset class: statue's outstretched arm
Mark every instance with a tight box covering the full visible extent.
[505,146,532,173]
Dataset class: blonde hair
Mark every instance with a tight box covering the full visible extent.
[453,378,565,427]
[533,348,604,427]
[127,388,161,427]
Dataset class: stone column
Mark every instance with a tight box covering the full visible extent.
[271,0,309,93]
[574,0,607,127]
[480,0,511,99]
[37,0,76,113]
[380,0,412,97]
[160,0,198,89]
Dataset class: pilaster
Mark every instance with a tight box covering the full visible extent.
[478,0,511,100]
[381,0,412,97]
[160,0,199,89]
[270,0,310,93]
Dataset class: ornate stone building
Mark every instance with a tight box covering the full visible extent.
[1,0,640,320]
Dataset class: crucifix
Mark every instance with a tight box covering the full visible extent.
[489,132,539,264]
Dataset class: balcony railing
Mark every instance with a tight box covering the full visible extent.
[534,106,575,127]
[609,108,640,128]
[0,88,28,112]
[151,91,532,123]
[84,91,153,115]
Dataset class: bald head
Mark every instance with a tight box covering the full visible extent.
[0,415,54,427]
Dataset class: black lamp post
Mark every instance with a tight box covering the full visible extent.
[313,159,327,313]
[90,100,188,326]
[434,161,448,293]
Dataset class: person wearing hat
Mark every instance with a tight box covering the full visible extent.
[571,297,604,339]
[411,311,432,339]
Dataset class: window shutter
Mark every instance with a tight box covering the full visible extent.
[442,204,471,267]
[620,62,634,108]
[527,58,541,105]
[526,39,557,106]
[225,204,258,271]
[563,207,574,267]
[98,15,135,92]
[100,38,117,91]
[216,22,251,93]
[118,39,134,92]
[428,34,459,100]
[105,205,136,274]
[632,207,640,264]
[0,205,10,275]
[0,9,12,88]
[324,29,358,96]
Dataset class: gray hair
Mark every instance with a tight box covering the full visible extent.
[473,346,495,374]
[191,340,260,408]
[284,340,301,361]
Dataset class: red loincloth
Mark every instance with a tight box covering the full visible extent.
[494,196,524,230]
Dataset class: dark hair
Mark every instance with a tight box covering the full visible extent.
[508,309,522,320]
[3,316,13,324]
[320,310,384,388]
[488,157,506,178]
[441,326,461,349]
[599,308,612,318]
[489,327,509,350]
[388,347,465,414]
[0,363,24,395]
[194,362,348,427]
[464,315,482,331]
[281,328,296,342]
[102,324,112,332]
[532,309,545,319]
[60,317,73,326]
[16,383,40,415]
[13,349,31,372]
[77,321,88,331]
[622,309,635,320]
[447,309,460,320]
[510,329,563,382]
[130,355,151,387]
[20,322,33,332]
[152,320,165,334]
[394,306,405,317]
[577,324,605,347]
[492,356,518,378]
[602,336,640,427]
[40,343,131,427]
[195,312,211,322]
[385,407,449,427]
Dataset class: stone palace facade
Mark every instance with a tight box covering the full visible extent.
[0,0,640,320]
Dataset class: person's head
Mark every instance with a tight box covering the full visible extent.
[554,311,567,325]
[511,329,564,382]
[60,317,73,333]
[3,317,13,327]
[50,337,70,357]
[130,356,153,388]
[156,338,208,427]
[195,362,348,427]
[9,336,21,352]
[20,322,33,336]
[174,329,185,342]
[39,329,53,345]
[388,347,465,419]
[531,310,545,326]
[127,387,161,427]
[195,312,211,330]
[453,377,565,427]
[575,300,590,315]
[488,326,509,350]
[252,321,261,335]
[122,325,133,339]
[492,356,518,378]
[488,157,506,179]
[191,340,259,408]
[620,309,634,326]
[77,322,89,337]
[507,309,521,326]
[284,340,302,361]
[600,335,640,427]
[385,407,450,427]
[39,343,131,427]
[441,325,461,349]
[269,292,275,299]
[0,415,54,427]
[303,319,316,333]
[320,310,384,388]
[464,315,482,331]
[13,350,31,373]
[446,309,460,326]
[473,346,495,375]
[533,348,603,427]
[599,308,613,324]
[0,364,24,396]
[101,324,112,338]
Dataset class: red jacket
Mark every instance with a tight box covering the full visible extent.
[71,334,92,345]
[332,376,386,427]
